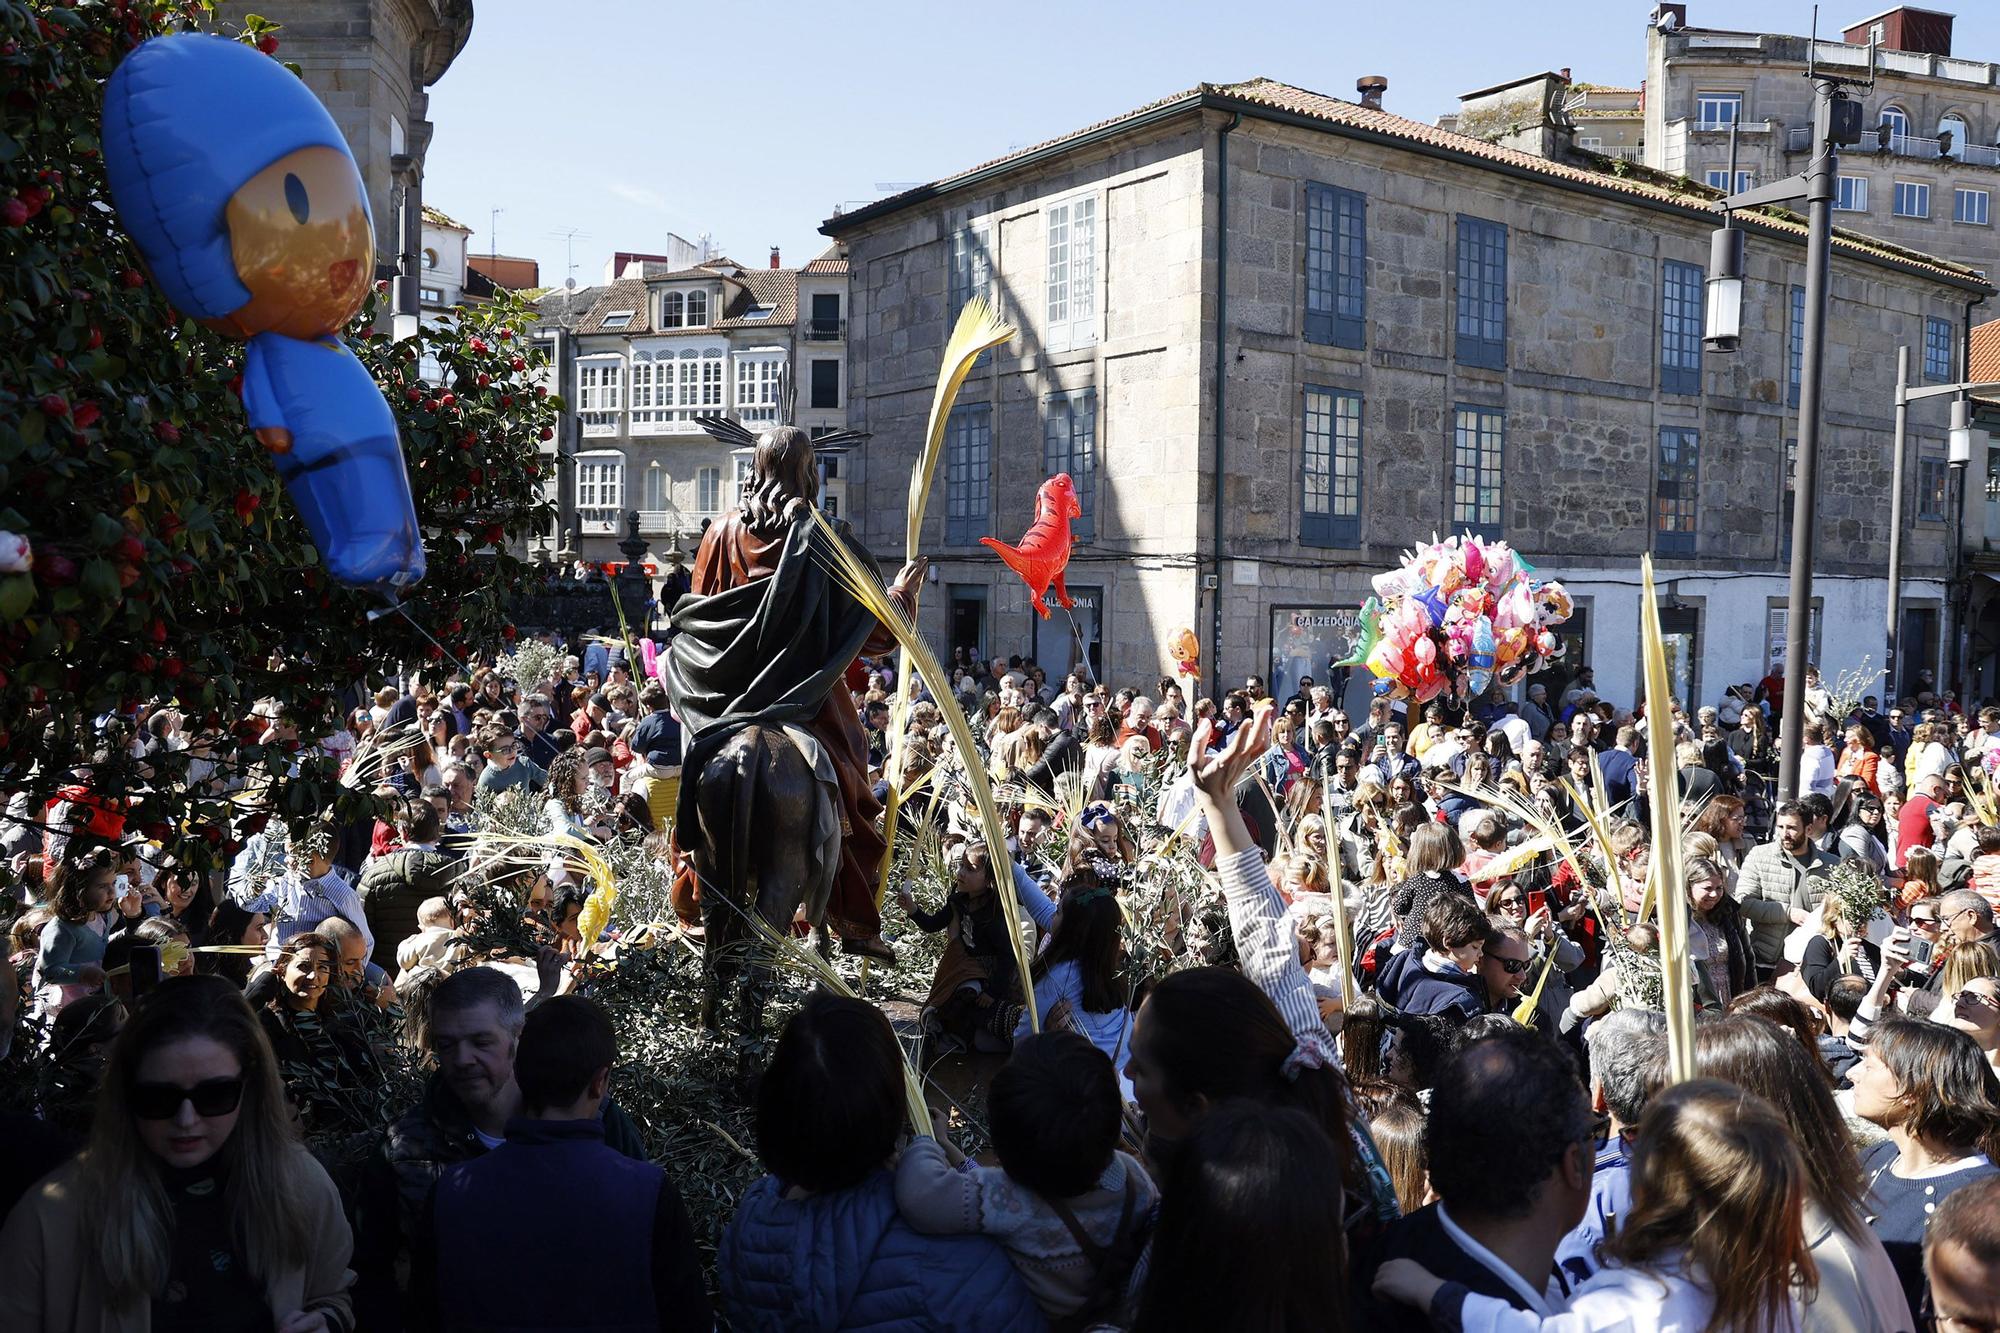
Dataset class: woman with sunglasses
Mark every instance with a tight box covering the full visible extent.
[0,974,353,1330]
[1945,975,2000,1075]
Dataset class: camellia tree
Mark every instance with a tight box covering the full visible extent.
[0,0,555,868]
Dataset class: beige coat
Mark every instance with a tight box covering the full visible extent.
[1801,1200,1915,1333]
[0,1148,355,1332]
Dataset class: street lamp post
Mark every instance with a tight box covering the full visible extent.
[1706,54,1868,801]
[1886,365,2000,697]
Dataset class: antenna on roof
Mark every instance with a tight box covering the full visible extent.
[488,205,503,260]
[546,227,592,290]
[873,182,924,192]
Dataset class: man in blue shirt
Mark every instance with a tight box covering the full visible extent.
[1596,725,1640,812]
[1557,1009,1666,1285]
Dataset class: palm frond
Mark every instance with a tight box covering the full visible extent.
[877,298,1016,904]
[908,296,1015,562]
[1640,556,1696,1085]
[804,509,1039,1031]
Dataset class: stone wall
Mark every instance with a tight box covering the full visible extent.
[836,99,1980,696]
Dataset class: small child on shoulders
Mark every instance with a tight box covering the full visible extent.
[896,1030,1155,1328]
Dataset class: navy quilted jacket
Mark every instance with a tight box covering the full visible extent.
[719,1169,1047,1332]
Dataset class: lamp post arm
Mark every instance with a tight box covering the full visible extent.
[1900,380,2000,406]
[1719,177,1811,211]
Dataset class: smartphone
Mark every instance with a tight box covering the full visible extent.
[129,944,162,997]
[1527,890,1548,917]
[1114,783,1138,804]
[1908,936,1935,969]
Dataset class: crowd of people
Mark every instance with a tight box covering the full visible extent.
[6,627,2000,1331]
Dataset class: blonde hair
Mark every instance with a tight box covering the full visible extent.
[1941,940,2000,1005]
[1404,822,1464,877]
[1605,1080,1816,1333]
[79,977,319,1307]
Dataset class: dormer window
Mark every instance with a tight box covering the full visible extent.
[660,291,684,328]
[739,304,775,321]
[686,289,709,326]
[599,310,634,330]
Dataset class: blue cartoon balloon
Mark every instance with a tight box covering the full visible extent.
[102,34,424,596]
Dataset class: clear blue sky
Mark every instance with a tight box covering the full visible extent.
[422,0,2000,287]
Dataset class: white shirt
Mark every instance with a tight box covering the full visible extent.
[1437,1203,1567,1317]
[1802,744,1837,797]
[1453,1262,1770,1333]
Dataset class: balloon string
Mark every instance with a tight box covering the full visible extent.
[377,602,470,678]
[1063,605,1097,688]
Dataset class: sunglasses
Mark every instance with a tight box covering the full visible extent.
[132,1076,244,1120]
[1483,952,1532,974]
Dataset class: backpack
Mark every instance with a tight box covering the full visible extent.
[1042,1167,1152,1333]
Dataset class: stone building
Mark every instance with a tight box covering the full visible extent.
[1441,76,1645,163]
[417,204,494,312]
[822,76,1989,712]
[210,0,475,314]
[1644,4,2000,278]
[530,248,853,571]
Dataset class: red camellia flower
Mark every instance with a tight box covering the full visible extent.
[233,489,260,522]
[153,421,180,443]
[120,268,144,288]
[257,34,278,54]
[113,535,145,563]
[70,401,100,428]
[38,393,67,417]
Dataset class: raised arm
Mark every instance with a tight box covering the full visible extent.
[1188,709,1329,1049]
[1010,858,1057,934]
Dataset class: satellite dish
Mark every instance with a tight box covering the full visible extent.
[565,277,577,290]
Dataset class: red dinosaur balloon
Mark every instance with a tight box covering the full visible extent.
[981,472,1081,619]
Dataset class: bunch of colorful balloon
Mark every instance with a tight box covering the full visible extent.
[1337,533,1572,703]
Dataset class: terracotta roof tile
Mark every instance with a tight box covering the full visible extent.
[1973,319,2000,393]
[421,203,468,231]
[828,76,1986,288]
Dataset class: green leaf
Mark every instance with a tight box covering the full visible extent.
[79,559,121,605]
[0,575,32,622]
[18,412,44,449]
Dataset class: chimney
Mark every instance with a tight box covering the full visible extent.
[769,245,781,269]
[1356,75,1387,111]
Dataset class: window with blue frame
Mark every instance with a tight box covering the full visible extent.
[1455,216,1507,370]
[1655,427,1699,556]
[1301,386,1361,547]
[1452,406,1504,537]
[944,403,992,546]
[1925,317,1955,383]
[1788,285,1804,409]
[1042,389,1097,543]
[1304,183,1365,349]
[1661,260,1705,395]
